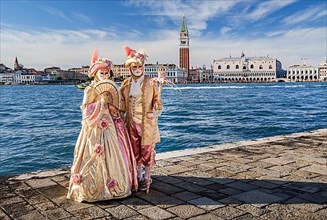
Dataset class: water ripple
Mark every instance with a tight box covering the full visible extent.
[0,83,326,175]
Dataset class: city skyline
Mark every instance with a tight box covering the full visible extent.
[1,0,326,70]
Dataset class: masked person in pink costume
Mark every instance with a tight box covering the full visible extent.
[120,46,163,193]
[67,49,138,202]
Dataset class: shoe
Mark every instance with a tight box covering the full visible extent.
[140,178,152,191]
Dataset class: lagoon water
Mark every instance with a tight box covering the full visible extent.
[0,83,326,176]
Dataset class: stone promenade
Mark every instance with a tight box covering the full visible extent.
[1,129,326,220]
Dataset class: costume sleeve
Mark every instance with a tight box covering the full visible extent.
[119,87,126,113]
[81,86,103,126]
[152,84,163,111]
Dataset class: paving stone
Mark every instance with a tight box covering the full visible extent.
[231,190,285,206]
[212,206,246,220]
[167,204,206,218]
[0,195,24,205]
[53,195,94,212]
[300,164,327,175]
[260,204,321,220]
[138,206,174,220]
[237,204,270,216]
[295,192,327,204]
[16,210,45,220]
[25,178,58,189]
[292,170,321,179]
[281,198,326,212]
[249,180,279,189]
[220,187,243,196]
[235,171,263,179]
[105,204,137,219]
[37,185,67,200]
[205,183,227,191]
[0,209,11,220]
[232,213,259,220]
[219,196,243,206]
[285,181,324,194]
[188,197,225,210]
[226,180,259,191]
[207,168,235,177]
[123,214,149,220]
[34,201,58,212]
[2,202,35,218]
[173,180,208,193]
[95,198,122,208]
[171,191,201,201]
[151,180,184,194]
[42,208,72,220]
[180,175,214,186]
[71,206,110,219]
[121,196,153,210]
[135,189,184,208]
[188,213,224,220]
[209,177,235,185]
[262,157,295,165]
[25,194,50,205]
[158,175,184,185]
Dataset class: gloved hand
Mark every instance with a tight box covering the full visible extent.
[154,100,163,111]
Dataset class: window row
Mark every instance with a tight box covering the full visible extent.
[217,65,273,70]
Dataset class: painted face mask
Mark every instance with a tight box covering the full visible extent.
[97,68,111,81]
[131,64,144,77]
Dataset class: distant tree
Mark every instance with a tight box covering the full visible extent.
[56,76,62,80]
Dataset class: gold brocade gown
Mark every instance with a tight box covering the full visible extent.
[67,83,137,202]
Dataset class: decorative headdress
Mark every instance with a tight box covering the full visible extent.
[123,46,148,67]
[88,49,112,77]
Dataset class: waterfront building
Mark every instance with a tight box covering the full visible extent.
[0,72,15,84]
[0,63,12,73]
[57,70,89,81]
[13,57,23,71]
[112,64,130,80]
[14,70,36,84]
[144,63,186,83]
[198,65,213,83]
[68,66,89,75]
[189,68,200,83]
[179,16,190,80]
[286,64,319,82]
[44,67,61,74]
[318,61,327,81]
[212,53,282,83]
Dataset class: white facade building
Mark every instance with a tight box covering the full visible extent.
[318,62,327,81]
[286,65,319,82]
[212,53,282,83]
[0,73,15,84]
[14,71,36,84]
[144,64,186,83]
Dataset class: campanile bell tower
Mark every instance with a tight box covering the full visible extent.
[179,16,190,80]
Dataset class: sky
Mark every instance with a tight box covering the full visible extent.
[0,0,326,70]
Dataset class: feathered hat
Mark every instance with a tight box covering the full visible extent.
[123,46,148,67]
[88,49,112,77]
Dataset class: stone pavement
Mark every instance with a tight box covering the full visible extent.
[1,129,326,220]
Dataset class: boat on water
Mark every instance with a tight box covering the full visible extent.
[76,82,90,89]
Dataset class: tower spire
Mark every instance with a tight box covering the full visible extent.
[180,15,188,33]
[179,15,190,81]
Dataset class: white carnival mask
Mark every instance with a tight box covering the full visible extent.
[131,64,144,77]
[97,68,111,81]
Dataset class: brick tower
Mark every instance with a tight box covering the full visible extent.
[179,16,190,80]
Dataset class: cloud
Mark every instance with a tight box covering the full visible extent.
[126,0,238,35]
[72,12,92,24]
[282,6,327,26]
[42,7,72,22]
[1,23,325,71]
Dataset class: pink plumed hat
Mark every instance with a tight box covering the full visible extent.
[88,49,112,77]
[123,46,148,67]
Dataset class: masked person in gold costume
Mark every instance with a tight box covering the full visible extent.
[120,46,163,193]
[67,49,138,202]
